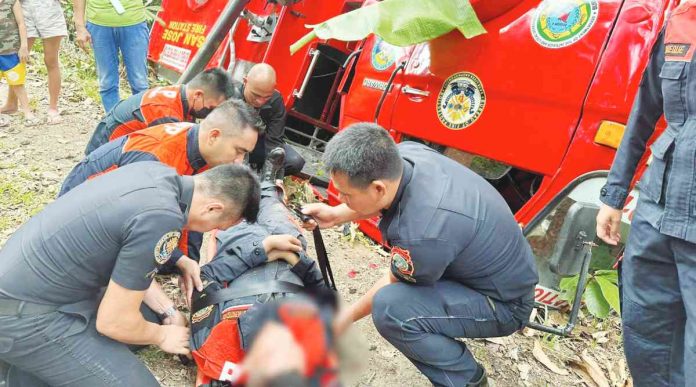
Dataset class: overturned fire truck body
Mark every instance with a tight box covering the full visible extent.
[148,0,678,327]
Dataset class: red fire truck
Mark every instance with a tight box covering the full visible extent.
[148,0,678,334]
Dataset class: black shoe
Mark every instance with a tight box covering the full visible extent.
[261,147,285,183]
[467,364,489,387]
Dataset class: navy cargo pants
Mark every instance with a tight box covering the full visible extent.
[622,200,696,387]
[372,280,534,386]
[0,300,162,386]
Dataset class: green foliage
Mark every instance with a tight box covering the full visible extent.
[559,268,620,319]
[584,280,610,319]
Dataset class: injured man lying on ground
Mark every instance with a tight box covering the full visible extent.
[190,149,339,387]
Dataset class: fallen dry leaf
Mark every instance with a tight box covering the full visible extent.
[572,366,597,387]
[532,341,569,375]
[569,350,610,387]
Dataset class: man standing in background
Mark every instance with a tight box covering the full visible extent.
[73,0,149,112]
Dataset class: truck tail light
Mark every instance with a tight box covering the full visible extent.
[594,121,626,149]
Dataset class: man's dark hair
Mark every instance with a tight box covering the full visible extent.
[188,68,237,100]
[203,98,263,136]
[197,164,261,223]
[323,123,403,188]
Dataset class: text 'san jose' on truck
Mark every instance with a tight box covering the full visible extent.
[148,0,678,334]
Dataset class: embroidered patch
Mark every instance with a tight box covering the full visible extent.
[531,0,599,49]
[665,43,691,58]
[191,305,214,324]
[436,72,486,130]
[154,231,181,265]
[221,304,252,320]
[391,246,415,283]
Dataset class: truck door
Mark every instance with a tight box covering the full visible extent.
[386,0,626,176]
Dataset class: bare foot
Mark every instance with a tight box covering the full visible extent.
[47,109,62,125]
[0,105,18,115]
[22,112,41,127]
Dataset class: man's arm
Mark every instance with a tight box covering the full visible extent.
[600,30,666,209]
[345,271,398,323]
[11,1,29,63]
[301,203,365,230]
[143,280,188,326]
[73,0,92,51]
[97,280,165,345]
[263,96,287,149]
[103,208,190,352]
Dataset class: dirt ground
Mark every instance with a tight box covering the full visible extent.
[0,52,632,387]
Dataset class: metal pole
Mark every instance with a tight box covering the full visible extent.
[177,0,250,84]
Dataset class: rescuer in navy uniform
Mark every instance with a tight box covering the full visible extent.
[596,2,696,385]
[0,162,261,386]
[302,123,538,386]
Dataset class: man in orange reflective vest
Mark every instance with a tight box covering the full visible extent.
[84,68,236,155]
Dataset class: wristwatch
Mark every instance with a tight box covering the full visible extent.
[158,305,177,321]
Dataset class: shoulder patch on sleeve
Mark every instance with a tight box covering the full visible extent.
[154,230,181,265]
[391,246,415,283]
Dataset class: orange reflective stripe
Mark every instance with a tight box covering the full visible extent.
[87,164,119,180]
[109,119,147,141]
[122,122,197,175]
[141,85,186,124]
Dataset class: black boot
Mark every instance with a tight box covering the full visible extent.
[260,147,285,183]
[467,364,489,387]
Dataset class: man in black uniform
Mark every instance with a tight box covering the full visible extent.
[596,2,696,384]
[231,63,305,176]
[0,162,261,386]
[303,123,538,386]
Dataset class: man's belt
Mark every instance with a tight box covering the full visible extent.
[0,299,58,316]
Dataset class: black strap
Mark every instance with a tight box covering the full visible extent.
[313,227,337,291]
[192,280,304,313]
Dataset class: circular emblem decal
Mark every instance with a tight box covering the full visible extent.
[531,0,599,49]
[371,38,397,71]
[154,231,181,265]
[436,72,486,130]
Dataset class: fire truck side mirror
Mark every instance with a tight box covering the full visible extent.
[548,202,599,276]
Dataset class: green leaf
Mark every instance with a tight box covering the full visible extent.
[594,269,619,285]
[290,0,486,54]
[559,275,580,303]
[595,276,620,314]
[584,280,610,319]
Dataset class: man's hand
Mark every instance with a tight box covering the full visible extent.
[18,45,29,64]
[267,249,300,266]
[333,307,354,336]
[162,309,189,327]
[596,204,623,245]
[301,203,341,230]
[176,255,203,307]
[76,26,92,52]
[263,235,302,254]
[157,325,191,355]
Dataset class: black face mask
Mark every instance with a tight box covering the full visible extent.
[191,107,212,119]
